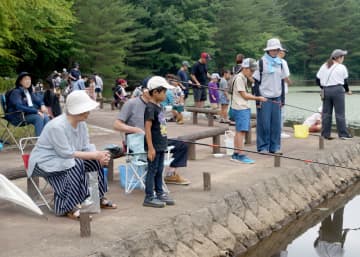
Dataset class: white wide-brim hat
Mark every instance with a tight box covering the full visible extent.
[66,90,99,115]
[264,38,282,51]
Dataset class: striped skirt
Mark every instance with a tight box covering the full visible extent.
[33,159,107,216]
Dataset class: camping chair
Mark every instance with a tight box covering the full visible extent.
[124,133,173,194]
[19,137,53,211]
[124,133,147,194]
[0,94,33,150]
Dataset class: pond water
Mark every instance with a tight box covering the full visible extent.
[247,86,360,127]
[238,183,360,257]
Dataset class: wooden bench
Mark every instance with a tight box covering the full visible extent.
[176,127,228,160]
[185,107,219,127]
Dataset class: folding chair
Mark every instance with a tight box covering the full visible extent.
[0,94,33,150]
[124,133,147,194]
[124,134,174,194]
[19,137,53,211]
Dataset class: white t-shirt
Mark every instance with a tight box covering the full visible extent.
[231,72,249,110]
[316,63,348,86]
[281,59,290,94]
[24,89,33,107]
[95,75,103,90]
[315,241,344,257]
[303,113,321,127]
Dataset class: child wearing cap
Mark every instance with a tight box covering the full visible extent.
[144,76,176,208]
[231,58,267,164]
[208,73,220,110]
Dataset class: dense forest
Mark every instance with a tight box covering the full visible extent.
[1,0,360,86]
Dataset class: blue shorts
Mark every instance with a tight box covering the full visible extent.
[233,108,251,132]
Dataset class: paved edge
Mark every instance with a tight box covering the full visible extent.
[87,143,360,257]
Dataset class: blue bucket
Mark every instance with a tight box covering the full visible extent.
[118,164,146,190]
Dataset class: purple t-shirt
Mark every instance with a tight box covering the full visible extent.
[208,82,219,103]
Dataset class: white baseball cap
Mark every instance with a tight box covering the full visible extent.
[211,73,220,80]
[147,76,174,91]
[264,38,282,51]
[66,90,99,115]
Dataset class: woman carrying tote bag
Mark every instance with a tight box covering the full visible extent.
[316,49,352,140]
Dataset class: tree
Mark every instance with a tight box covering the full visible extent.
[0,0,76,78]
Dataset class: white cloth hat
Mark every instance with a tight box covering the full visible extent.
[66,90,99,115]
[147,76,174,91]
[264,38,282,51]
[211,73,220,79]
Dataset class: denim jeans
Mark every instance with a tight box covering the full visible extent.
[145,151,164,199]
[25,113,50,136]
[256,97,281,152]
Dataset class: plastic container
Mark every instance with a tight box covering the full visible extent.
[224,130,235,155]
[293,124,309,139]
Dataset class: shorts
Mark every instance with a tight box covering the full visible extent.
[233,108,251,132]
[219,93,229,105]
[95,88,102,93]
[172,105,184,113]
[193,87,207,102]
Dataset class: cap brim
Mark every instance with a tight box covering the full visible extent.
[264,47,281,51]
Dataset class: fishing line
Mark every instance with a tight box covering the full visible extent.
[168,139,360,172]
[169,78,357,128]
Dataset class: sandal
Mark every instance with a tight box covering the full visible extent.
[100,198,117,209]
[66,209,93,221]
[66,209,92,221]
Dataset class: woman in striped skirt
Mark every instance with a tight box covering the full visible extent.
[29,90,117,219]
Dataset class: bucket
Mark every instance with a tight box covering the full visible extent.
[118,164,146,190]
[293,125,309,139]
[224,130,235,155]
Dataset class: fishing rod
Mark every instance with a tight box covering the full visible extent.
[169,139,360,172]
[170,78,358,126]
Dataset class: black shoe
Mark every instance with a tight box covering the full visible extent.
[323,136,335,140]
[157,194,175,206]
[143,197,166,208]
[340,135,353,140]
[270,150,283,155]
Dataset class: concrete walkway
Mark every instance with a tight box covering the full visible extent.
[0,106,358,257]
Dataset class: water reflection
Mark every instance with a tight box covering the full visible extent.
[314,208,347,257]
[238,183,360,257]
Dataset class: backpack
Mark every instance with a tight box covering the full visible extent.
[253,58,285,106]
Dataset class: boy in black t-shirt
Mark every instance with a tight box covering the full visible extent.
[143,76,176,208]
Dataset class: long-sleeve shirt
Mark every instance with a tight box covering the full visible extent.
[28,114,95,176]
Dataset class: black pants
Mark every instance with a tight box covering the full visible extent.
[168,139,188,168]
[322,86,350,138]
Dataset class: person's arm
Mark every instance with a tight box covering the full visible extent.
[190,74,200,87]
[9,89,38,114]
[190,65,201,87]
[145,120,155,161]
[343,79,350,93]
[113,119,144,134]
[113,101,144,133]
[239,91,267,102]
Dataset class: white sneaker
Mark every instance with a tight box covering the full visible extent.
[281,132,291,139]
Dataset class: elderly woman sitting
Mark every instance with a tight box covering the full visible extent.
[6,72,49,136]
[29,90,116,220]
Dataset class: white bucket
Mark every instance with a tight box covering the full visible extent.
[224,130,234,155]
[182,111,192,121]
